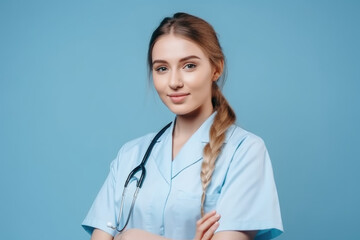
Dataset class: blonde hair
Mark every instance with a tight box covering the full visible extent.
[201,83,236,216]
[148,12,236,216]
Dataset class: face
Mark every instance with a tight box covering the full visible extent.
[151,34,218,118]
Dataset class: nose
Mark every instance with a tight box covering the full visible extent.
[169,70,183,90]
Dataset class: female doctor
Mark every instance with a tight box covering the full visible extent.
[82,12,283,240]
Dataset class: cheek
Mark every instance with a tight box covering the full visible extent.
[152,75,162,92]
[186,72,213,92]
[189,76,213,101]
[153,77,167,100]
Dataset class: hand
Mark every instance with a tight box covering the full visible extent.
[193,210,221,240]
[114,231,124,240]
[114,229,170,240]
[114,230,134,240]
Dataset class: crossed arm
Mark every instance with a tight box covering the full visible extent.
[90,211,257,240]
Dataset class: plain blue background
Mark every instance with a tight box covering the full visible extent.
[1,0,359,239]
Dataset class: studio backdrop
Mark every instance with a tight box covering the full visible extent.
[0,1,359,240]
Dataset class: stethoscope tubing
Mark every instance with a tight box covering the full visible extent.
[109,122,172,233]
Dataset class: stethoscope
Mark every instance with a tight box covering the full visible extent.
[107,122,172,233]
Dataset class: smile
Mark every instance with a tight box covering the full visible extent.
[167,93,190,103]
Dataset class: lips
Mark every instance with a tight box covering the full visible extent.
[167,93,190,104]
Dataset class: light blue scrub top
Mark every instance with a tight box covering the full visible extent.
[82,113,283,240]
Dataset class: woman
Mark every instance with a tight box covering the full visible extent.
[82,12,283,240]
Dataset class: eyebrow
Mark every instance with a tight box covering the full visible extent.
[152,55,201,65]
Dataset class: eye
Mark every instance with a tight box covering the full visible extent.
[184,63,196,70]
[155,66,168,73]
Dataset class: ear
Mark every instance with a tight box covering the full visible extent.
[212,59,224,81]
[212,71,220,81]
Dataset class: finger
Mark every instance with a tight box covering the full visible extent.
[196,210,217,226]
[194,211,215,240]
[194,213,221,240]
[194,211,219,240]
[201,221,219,240]
[198,213,220,231]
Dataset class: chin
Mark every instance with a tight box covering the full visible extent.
[165,105,192,116]
[167,106,203,118]
[169,109,193,116]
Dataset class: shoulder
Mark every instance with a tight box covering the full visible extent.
[110,132,157,170]
[226,124,267,151]
[216,124,273,183]
[118,132,156,154]
[221,124,270,168]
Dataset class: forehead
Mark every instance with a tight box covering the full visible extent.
[152,34,208,61]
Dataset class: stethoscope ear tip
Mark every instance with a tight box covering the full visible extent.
[107,222,115,229]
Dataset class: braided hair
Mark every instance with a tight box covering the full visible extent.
[148,12,236,216]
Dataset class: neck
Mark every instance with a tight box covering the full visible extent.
[173,107,214,139]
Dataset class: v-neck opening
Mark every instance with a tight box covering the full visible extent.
[153,113,217,182]
[171,118,203,162]
[170,112,216,163]
[171,131,194,162]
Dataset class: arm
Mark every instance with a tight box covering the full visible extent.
[89,217,256,240]
[114,229,170,240]
[212,231,257,240]
[112,229,256,240]
[91,229,113,240]
[111,211,221,240]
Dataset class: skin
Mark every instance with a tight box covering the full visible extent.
[151,34,219,159]
[91,211,220,240]
[90,34,257,240]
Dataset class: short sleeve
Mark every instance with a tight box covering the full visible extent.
[81,155,119,237]
[215,136,283,240]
